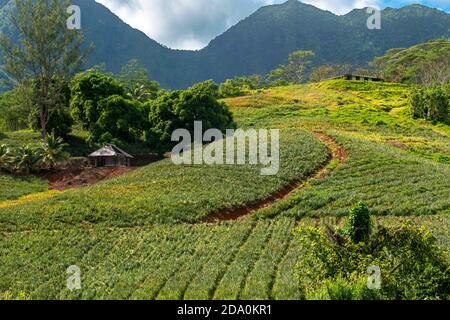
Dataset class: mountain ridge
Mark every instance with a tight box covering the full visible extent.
[0,0,449,89]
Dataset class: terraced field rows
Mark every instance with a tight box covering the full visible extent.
[1,80,449,300]
[0,219,304,299]
[0,129,329,231]
[257,134,450,219]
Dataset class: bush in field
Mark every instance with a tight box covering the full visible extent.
[411,86,449,124]
[0,144,14,172]
[218,75,261,98]
[38,133,69,169]
[12,144,41,174]
[296,223,450,300]
[145,82,236,152]
[344,202,372,243]
[1,134,69,173]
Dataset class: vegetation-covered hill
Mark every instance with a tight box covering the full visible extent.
[0,0,449,88]
[1,80,449,299]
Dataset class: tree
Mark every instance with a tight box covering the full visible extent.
[38,133,69,169]
[191,80,219,98]
[0,144,14,172]
[70,71,125,130]
[344,202,372,243]
[12,144,40,174]
[268,50,315,85]
[0,86,33,131]
[372,39,450,86]
[145,83,236,152]
[417,57,450,87]
[90,95,145,145]
[0,0,91,139]
[218,75,262,98]
[31,78,73,138]
[118,59,161,102]
[411,86,449,124]
[310,64,352,82]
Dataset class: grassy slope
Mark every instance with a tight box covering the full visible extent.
[0,174,48,201]
[0,129,328,231]
[1,80,449,299]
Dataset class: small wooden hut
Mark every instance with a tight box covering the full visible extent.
[89,144,134,167]
[338,74,383,82]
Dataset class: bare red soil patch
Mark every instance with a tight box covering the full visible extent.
[204,132,347,223]
[41,167,135,191]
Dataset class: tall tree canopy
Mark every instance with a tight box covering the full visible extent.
[372,39,450,86]
[70,71,125,131]
[268,50,315,85]
[0,0,91,139]
[145,81,236,152]
[118,59,161,102]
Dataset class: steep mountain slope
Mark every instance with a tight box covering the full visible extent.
[0,0,449,89]
[0,0,197,88]
[198,1,450,82]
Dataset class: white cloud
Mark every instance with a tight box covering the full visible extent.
[303,0,381,14]
[93,0,384,50]
[96,0,284,50]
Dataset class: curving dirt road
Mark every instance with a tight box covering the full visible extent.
[204,132,347,223]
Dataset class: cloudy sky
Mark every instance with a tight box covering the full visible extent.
[95,0,450,50]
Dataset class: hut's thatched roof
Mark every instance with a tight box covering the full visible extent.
[89,144,134,158]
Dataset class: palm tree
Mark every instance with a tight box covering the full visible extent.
[0,144,14,172]
[38,133,69,169]
[13,144,41,175]
[0,144,9,170]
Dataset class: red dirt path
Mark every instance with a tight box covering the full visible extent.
[42,167,135,191]
[204,132,347,223]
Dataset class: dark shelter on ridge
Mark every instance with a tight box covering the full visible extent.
[89,144,134,167]
[336,74,383,82]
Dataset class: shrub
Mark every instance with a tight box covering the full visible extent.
[411,86,449,124]
[344,202,372,243]
[296,224,450,300]
[37,133,70,169]
[12,144,42,174]
[0,144,14,171]
[90,95,145,145]
[145,82,236,152]
[32,107,74,139]
[218,75,262,98]
[70,71,125,130]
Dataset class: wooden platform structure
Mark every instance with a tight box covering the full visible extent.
[89,144,134,167]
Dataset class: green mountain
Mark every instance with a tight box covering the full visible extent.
[0,0,449,89]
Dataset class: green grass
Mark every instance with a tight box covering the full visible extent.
[0,129,328,231]
[0,79,449,300]
[0,130,41,147]
[1,215,447,299]
[0,174,48,201]
[256,133,450,219]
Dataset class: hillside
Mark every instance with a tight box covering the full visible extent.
[1,80,449,299]
[0,0,449,88]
